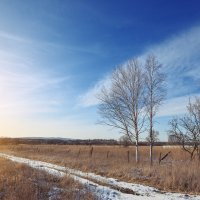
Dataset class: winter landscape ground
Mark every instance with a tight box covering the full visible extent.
[0,144,199,200]
[1,1,200,199]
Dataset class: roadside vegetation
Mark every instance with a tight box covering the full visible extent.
[0,144,200,195]
[0,157,95,200]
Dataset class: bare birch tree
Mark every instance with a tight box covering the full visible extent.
[168,97,200,160]
[98,59,146,163]
[144,55,166,165]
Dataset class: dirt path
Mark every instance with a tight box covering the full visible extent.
[0,153,199,200]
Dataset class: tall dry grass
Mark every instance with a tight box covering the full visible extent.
[0,157,95,200]
[0,144,199,194]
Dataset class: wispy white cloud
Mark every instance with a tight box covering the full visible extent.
[0,69,68,116]
[0,54,68,117]
[0,30,32,43]
[142,26,200,73]
[157,94,200,117]
[141,26,200,98]
[0,27,75,119]
[79,25,200,113]
[0,30,106,58]
[78,75,111,107]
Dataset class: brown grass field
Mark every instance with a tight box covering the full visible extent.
[0,156,95,200]
[0,144,199,195]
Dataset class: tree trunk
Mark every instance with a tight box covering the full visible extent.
[150,143,153,166]
[135,137,139,163]
[149,105,153,166]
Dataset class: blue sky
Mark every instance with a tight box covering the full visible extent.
[0,0,200,140]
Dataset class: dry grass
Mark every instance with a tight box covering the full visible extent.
[0,157,95,200]
[0,144,200,194]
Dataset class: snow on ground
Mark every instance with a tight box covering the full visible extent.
[0,153,199,200]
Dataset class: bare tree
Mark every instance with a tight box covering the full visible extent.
[146,130,159,145]
[119,135,132,147]
[144,55,166,165]
[98,59,146,163]
[168,97,200,160]
[168,133,179,143]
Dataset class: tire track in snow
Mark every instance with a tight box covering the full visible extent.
[0,153,138,200]
[0,153,199,200]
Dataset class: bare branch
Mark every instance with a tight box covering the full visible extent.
[168,97,200,160]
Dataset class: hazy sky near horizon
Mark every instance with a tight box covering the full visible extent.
[0,0,200,140]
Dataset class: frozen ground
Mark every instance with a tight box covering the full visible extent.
[0,153,199,200]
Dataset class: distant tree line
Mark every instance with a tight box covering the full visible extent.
[0,138,120,145]
[0,137,193,146]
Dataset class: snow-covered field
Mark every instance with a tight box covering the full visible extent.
[0,153,199,200]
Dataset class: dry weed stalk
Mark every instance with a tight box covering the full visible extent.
[0,144,200,194]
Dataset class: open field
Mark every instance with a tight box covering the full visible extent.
[0,156,95,200]
[0,144,200,196]
[1,152,199,200]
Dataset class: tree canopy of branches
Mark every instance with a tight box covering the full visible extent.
[168,97,200,160]
[98,59,146,163]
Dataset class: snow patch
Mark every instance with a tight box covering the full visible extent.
[0,153,199,200]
